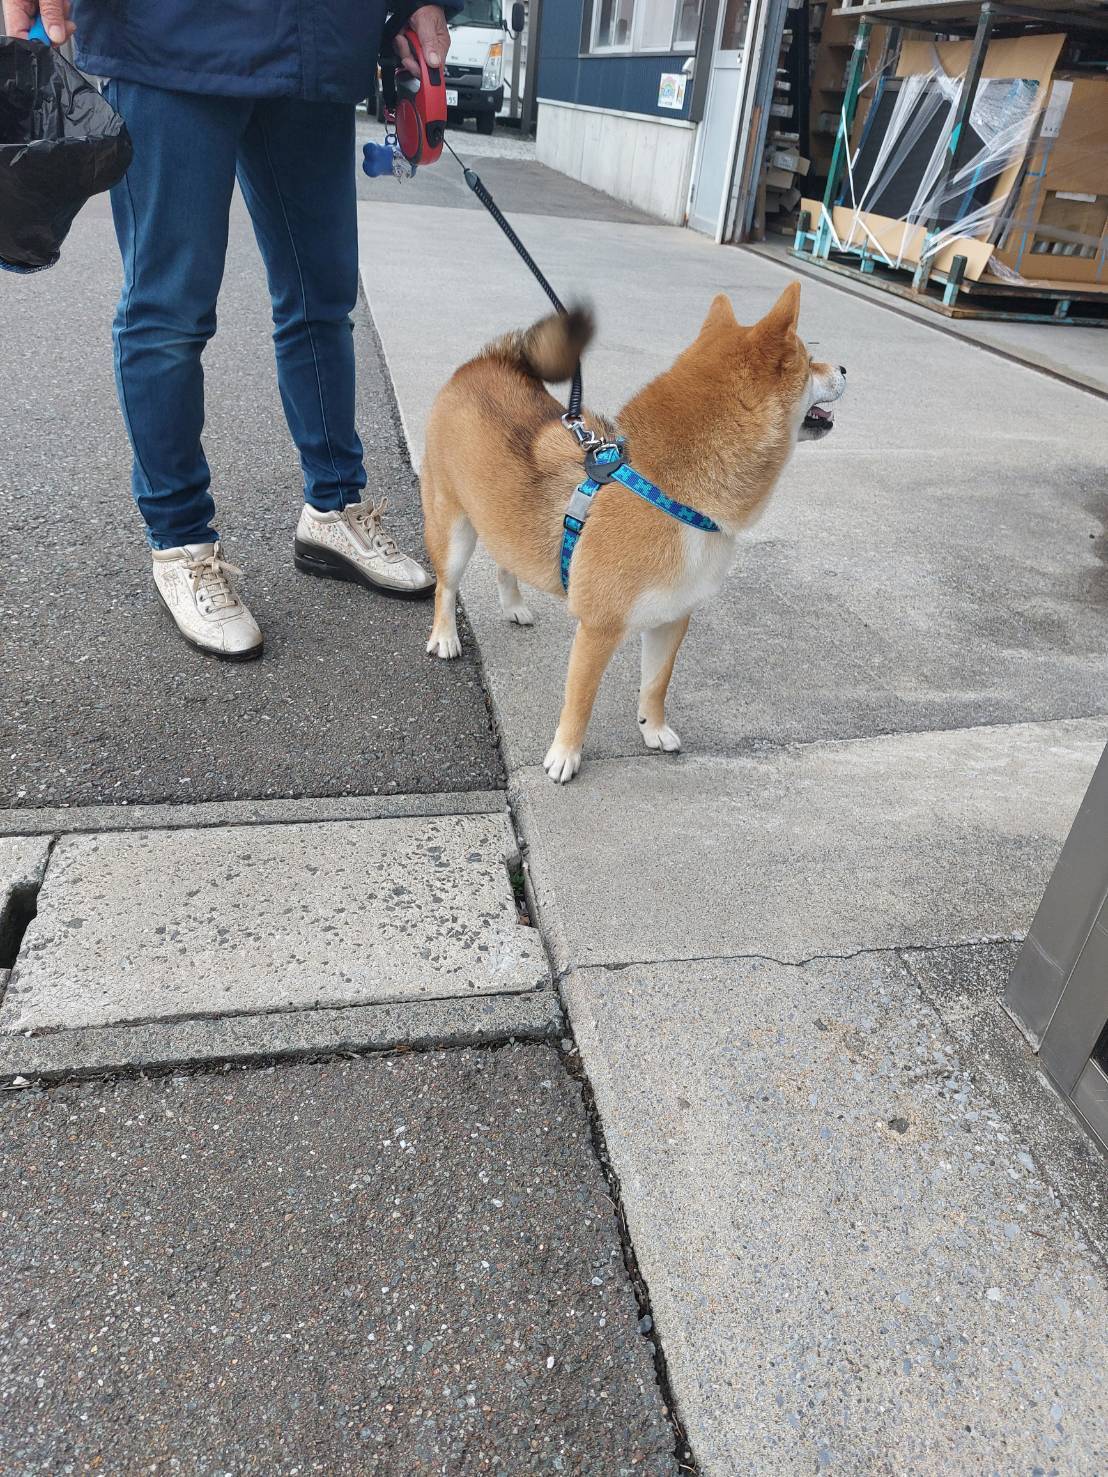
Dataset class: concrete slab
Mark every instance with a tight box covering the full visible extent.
[514,718,1108,970]
[900,941,1108,1267]
[1,814,547,1034]
[0,990,563,1084]
[0,1045,678,1474]
[0,838,51,974]
[565,954,1108,1476]
[358,203,1108,467]
[748,240,1108,400]
[0,789,507,839]
[359,205,1108,765]
[1,196,502,810]
[0,836,51,903]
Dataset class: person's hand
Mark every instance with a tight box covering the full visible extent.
[394,4,451,76]
[3,0,75,44]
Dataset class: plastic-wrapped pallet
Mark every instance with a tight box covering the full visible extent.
[821,33,1092,289]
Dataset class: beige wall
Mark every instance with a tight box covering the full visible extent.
[536,99,697,225]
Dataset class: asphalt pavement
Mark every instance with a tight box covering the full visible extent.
[1,194,501,809]
[355,122,656,224]
[0,1045,678,1475]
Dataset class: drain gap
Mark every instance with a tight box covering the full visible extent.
[0,880,42,970]
[505,852,533,927]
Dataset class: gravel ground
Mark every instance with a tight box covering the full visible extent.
[0,1045,677,1475]
[1,194,503,808]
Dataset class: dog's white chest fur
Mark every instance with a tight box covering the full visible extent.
[628,527,739,631]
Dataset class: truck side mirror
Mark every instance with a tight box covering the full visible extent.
[510,3,525,35]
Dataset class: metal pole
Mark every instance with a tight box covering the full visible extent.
[733,0,791,241]
[913,0,994,293]
[711,0,765,244]
[522,0,543,135]
[821,17,872,228]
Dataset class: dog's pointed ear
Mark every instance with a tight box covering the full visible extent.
[701,293,738,334]
[752,281,801,340]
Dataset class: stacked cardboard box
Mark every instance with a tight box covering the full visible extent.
[761,6,812,238]
[990,72,1108,290]
[764,144,812,235]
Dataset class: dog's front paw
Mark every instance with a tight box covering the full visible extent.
[639,719,682,753]
[543,739,582,785]
[504,603,534,627]
[427,630,462,659]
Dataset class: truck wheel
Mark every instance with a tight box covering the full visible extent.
[476,112,495,136]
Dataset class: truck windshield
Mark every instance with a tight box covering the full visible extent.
[452,0,504,25]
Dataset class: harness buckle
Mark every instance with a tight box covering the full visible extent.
[561,413,603,452]
[563,484,597,531]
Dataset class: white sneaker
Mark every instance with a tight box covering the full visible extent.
[294,499,434,599]
[151,542,263,661]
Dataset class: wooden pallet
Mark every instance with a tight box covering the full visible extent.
[793,219,1108,323]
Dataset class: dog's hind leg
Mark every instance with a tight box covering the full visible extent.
[544,621,624,784]
[496,567,534,628]
[637,615,690,752]
[425,514,476,659]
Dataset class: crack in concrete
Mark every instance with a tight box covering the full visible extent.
[553,934,1026,981]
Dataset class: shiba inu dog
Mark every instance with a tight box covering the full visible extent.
[420,282,845,783]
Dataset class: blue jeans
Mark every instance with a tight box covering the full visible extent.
[105,81,366,549]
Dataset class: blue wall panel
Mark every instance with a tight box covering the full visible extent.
[538,1,693,121]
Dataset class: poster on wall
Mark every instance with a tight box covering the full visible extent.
[658,73,687,110]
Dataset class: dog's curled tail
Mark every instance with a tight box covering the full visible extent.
[485,304,594,384]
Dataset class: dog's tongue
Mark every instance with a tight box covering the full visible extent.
[808,403,832,422]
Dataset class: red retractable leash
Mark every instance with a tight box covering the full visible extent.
[390,25,447,168]
[364,27,584,420]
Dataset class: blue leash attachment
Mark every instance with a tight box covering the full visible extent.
[559,437,720,593]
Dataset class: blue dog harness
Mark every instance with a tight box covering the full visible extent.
[559,434,720,592]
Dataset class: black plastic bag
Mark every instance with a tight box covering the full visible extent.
[0,39,132,272]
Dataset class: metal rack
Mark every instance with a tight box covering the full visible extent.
[790,0,1108,319]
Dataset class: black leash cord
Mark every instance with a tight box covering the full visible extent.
[443,136,583,421]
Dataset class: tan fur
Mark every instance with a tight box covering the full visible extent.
[421,282,844,782]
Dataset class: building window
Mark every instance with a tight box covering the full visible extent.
[586,0,703,55]
[719,0,751,50]
[593,0,636,50]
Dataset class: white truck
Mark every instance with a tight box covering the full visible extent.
[443,0,525,134]
[375,0,526,136]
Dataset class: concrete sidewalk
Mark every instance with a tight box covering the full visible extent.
[358,169,1108,1473]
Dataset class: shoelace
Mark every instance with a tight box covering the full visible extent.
[185,543,242,612]
[350,497,399,558]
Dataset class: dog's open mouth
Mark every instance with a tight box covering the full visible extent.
[803,402,835,432]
